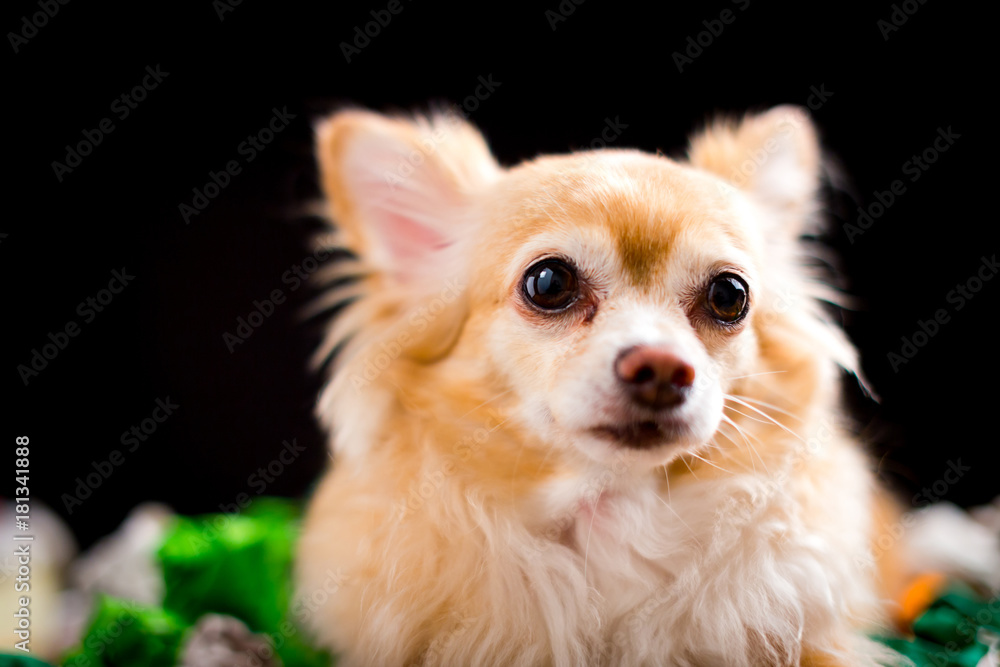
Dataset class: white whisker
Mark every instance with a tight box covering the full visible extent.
[719,415,770,475]
[680,456,699,480]
[712,434,755,475]
[689,451,733,475]
[723,404,773,426]
[729,370,788,380]
[728,394,802,422]
[724,396,803,442]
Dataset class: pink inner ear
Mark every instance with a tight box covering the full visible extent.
[345,133,466,281]
[377,211,452,268]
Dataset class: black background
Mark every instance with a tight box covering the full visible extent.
[6,1,995,550]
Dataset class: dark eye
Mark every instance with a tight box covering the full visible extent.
[523,260,579,310]
[706,273,749,323]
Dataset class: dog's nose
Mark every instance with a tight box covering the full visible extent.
[614,346,695,409]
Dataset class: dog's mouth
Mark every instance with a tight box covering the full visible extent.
[590,419,686,449]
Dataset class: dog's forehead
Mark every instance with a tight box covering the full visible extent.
[497,150,746,285]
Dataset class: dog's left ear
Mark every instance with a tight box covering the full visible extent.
[688,106,821,236]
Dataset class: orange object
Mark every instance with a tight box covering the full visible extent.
[897,572,947,628]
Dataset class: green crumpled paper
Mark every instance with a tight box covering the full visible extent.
[60,596,186,667]
[874,583,999,667]
[60,499,332,667]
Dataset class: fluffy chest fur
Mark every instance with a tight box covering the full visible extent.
[299,418,890,666]
[494,452,881,666]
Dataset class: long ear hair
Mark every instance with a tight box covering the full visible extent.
[310,110,501,459]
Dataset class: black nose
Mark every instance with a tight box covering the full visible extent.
[614,346,695,409]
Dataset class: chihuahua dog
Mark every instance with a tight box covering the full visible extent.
[296,106,911,666]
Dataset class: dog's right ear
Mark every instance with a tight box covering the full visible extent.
[315,110,501,285]
[688,106,821,239]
